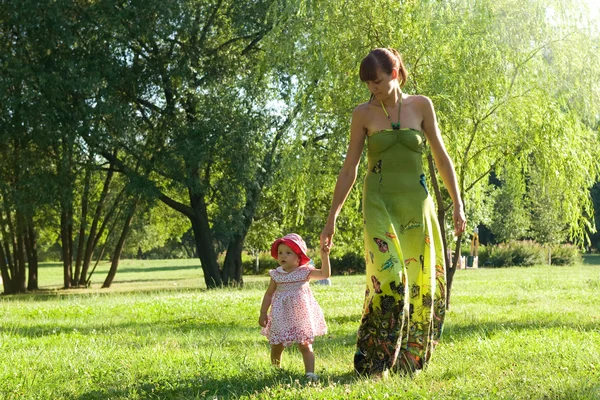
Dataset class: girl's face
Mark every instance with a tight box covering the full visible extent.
[365,68,398,100]
[277,243,300,270]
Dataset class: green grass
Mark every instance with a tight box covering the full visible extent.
[1,258,599,399]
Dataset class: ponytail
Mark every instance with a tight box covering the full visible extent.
[386,48,408,87]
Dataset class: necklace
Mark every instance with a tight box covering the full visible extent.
[380,93,402,130]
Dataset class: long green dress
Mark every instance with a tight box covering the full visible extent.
[354,124,446,375]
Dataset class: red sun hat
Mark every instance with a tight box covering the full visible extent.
[270,233,311,265]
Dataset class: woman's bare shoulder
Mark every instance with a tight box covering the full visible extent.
[404,94,433,106]
[353,101,373,114]
[352,101,376,122]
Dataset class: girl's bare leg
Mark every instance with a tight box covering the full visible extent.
[297,343,315,373]
[271,343,285,367]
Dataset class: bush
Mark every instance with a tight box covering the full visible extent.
[487,241,546,267]
[550,244,581,266]
[476,244,490,266]
[330,251,366,275]
[242,252,278,275]
[242,249,366,276]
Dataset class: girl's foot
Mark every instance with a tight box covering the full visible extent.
[371,369,389,381]
[305,372,319,381]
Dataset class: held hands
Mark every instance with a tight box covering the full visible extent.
[320,220,335,253]
[453,205,466,236]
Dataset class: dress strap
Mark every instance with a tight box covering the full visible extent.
[380,94,402,130]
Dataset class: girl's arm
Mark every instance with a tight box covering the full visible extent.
[321,106,368,248]
[258,278,277,327]
[309,247,331,280]
[420,95,466,235]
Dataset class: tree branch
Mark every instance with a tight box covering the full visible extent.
[199,0,225,50]
[95,149,195,219]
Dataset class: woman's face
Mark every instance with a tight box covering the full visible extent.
[365,68,398,100]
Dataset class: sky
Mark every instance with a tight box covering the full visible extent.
[582,0,600,16]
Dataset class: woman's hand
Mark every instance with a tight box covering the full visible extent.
[258,313,268,328]
[453,205,466,236]
[320,220,336,251]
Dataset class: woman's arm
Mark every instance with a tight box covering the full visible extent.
[258,278,277,327]
[420,96,466,235]
[321,106,368,248]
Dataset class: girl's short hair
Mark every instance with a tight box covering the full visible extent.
[359,48,408,88]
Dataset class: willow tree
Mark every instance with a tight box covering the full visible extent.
[401,0,599,304]
[260,0,600,305]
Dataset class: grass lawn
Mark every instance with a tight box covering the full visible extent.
[0,257,599,399]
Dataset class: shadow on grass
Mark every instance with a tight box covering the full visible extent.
[75,367,361,400]
[2,303,597,344]
[0,286,207,302]
[115,264,200,273]
[327,314,361,325]
[582,254,600,265]
[100,277,201,284]
[71,355,600,400]
[1,277,269,301]
[443,317,600,342]
[0,315,359,349]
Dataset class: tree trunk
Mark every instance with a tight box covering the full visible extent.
[86,242,108,287]
[102,200,138,288]
[0,208,15,280]
[0,241,14,294]
[60,207,72,288]
[56,136,75,288]
[1,233,13,275]
[90,186,126,256]
[190,218,222,288]
[80,157,115,286]
[1,203,18,284]
[222,233,244,286]
[446,236,463,308]
[15,215,27,293]
[89,204,124,286]
[74,158,93,285]
[186,185,222,288]
[427,153,453,308]
[25,218,39,291]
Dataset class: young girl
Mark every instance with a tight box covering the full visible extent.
[258,233,331,381]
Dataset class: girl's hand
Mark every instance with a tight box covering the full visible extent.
[320,220,336,252]
[258,313,268,328]
[453,205,466,236]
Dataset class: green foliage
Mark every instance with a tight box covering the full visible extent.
[477,244,491,266]
[484,241,583,267]
[487,241,547,267]
[242,252,279,275]
[588,182,600,250]
[329,251,366,275]
[550,243,582,266]
[241,249,366,276]
[490,167,530,243]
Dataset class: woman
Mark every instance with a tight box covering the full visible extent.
[320,48,466,376]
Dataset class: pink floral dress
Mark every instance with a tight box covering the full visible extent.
[261,265,327,346]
